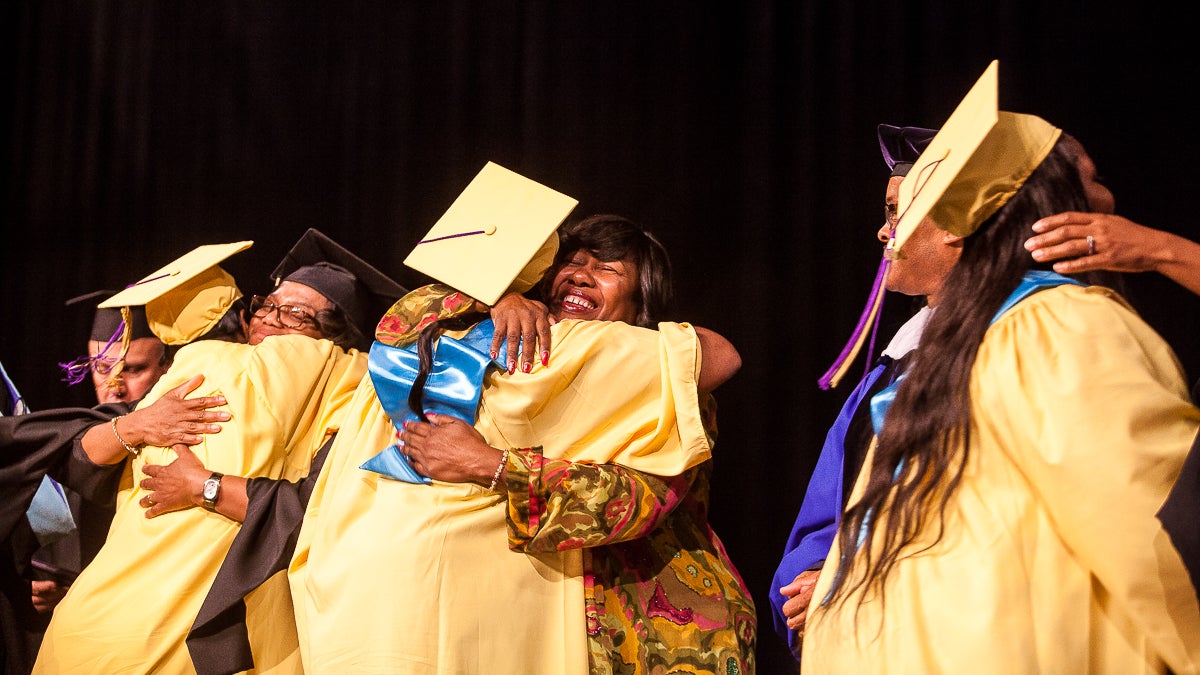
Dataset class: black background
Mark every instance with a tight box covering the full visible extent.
[3,3,1197,672]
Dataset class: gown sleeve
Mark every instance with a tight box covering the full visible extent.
[977,286,1200,671]
[768,359,893,654]
[505,388,721,553]
[0,402,128,542]
[505,446,696,552]
[186,435,334,675]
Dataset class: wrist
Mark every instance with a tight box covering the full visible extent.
[487,448,509,492]
[191,473,206,508]
[201,471,224,511]
[110,416,141,457]
[121,408,148,446]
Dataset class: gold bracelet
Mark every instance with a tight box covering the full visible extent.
[488,449,510,492]
[111,416,140,457]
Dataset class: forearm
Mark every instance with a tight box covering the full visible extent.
[694,325,742,393]
[506,447,695,552]
[81,416,137,465]
[206,475,248,522]
[141,461,249,522]
[1150,230,1200,297]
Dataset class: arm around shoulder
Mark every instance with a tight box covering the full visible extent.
[694,326,741,393]
[1150,229,1200,298]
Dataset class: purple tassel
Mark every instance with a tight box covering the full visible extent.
[57,321,126,385]
[818,254,890,390]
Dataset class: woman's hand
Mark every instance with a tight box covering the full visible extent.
[82,374,231,465]
[1025,212,1200,297]
[399,413,505,486]
[1026,212,1167,275]
[31,579,69,614]
[780,569,821,657]
[139,445,209,517]
[487,293,553,374]
[125,374,231,447]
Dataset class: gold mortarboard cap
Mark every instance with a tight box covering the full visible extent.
[99,241,252,345]
[891,60,1061,253]
[403,162,578,306]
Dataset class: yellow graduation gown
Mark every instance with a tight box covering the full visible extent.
[34,335,365,674]
[291,319,711,674]
[802,285,1200,674]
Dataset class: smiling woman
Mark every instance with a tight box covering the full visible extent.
[539,214,674,327]
[550,251,638,319]
[245,285,331,344]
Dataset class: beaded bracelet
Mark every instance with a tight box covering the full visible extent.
[111,416,140,457]
[488,449,510,492]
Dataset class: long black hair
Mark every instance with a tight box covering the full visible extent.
[407,311,490,418]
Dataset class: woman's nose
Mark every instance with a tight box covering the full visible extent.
[876,222,892,244]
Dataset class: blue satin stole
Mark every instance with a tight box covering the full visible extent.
[869,271,1085,433]
[359,320,506,483]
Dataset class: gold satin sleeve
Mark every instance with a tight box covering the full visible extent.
[476,318,710,476]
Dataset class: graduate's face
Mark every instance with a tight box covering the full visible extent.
[88,337,171,404]
[546,250,640,324]
[245,281,334,346]
[877,176,961,307]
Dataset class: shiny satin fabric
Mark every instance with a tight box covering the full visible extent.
[359,320,504,483]
[869,271,1083,433]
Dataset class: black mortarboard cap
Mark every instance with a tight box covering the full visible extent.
[877,124,939,177]
[66,290,156,343]
[271,229,408,340]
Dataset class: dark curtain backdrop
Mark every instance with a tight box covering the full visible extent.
[2,3,1196,672]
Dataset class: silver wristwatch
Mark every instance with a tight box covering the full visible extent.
[202,472,224,511]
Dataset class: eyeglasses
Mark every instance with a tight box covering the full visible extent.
[249,295,318,329]
[883,203,900,228]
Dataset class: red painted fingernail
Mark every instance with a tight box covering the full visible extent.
[507,359,516,374]
[541,351,549,366]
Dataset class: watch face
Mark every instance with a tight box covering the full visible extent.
[203,479,219,500]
